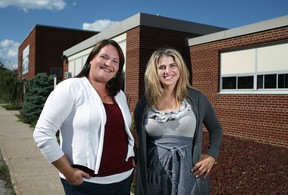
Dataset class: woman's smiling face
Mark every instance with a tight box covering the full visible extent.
[89,44,120,84]
[157,55,180,89]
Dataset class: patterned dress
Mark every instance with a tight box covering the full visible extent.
[145,100,198,195]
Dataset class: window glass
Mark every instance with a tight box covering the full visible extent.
[51,67,62,77]
[278,74,288,88]
[264,74,276,89]
[257,75,263,89]
[238,76,253,89]
[222,77,236,89]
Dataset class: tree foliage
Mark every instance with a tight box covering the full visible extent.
[21,73,55,124]
[0,63,24,107]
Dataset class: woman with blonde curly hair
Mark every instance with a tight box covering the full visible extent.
[134,47,222,195]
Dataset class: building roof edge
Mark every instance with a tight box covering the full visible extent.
[63,12,226,56]
[188,15,288,46]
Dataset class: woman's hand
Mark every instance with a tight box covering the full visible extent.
[64,168,91,186]
[52,155,91,186]
[191,154,216,178]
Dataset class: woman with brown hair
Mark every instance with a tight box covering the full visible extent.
[34,39,135,195]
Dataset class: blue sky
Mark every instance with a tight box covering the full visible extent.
[0,0,287,69]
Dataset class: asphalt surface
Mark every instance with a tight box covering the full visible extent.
[0,106,64,195]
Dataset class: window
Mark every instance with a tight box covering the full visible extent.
[51,67,62,78]
[238,76,253,89]
[278,74,288,88]
[222,77,236,89]
[220,42,288,93]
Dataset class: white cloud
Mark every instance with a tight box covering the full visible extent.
[0,39,19,70]
[83,19,119,32]
[0,0,66,11]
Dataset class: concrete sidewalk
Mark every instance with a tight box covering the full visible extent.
[0,106,64,195]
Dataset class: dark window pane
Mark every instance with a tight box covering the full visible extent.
[222,77,236,89]
[238,76,253,89]
[264,74,276,89]
[278,74,288,88]
[51,67,62,77]
[257,75,263,89]
[278,74,284,88]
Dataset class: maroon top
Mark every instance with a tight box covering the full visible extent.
[72,103,133,177]
[97,103,133,176]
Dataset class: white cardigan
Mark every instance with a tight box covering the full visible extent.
[33,77,134,175]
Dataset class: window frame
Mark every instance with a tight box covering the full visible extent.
[220,41,288,94]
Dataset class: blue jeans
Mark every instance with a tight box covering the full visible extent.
[60,174,133,195]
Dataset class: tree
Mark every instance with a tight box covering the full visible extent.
[0,63,24,107]
[21,73,55,124]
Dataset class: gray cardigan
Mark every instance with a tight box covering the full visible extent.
[134,87,223,195]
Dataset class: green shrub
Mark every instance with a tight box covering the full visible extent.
[21,73,55,124]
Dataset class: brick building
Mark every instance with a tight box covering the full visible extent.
[18,25,98,81]
[63,13,288,148]
[189,15,288,147]
[63,12,225,110]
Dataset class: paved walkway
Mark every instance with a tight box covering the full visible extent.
[0,106,64,195]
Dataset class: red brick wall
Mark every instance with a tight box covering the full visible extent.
[18,25,97,81]
[126,26,198,112]
[126,27,141,111]
[190,27,288,148]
